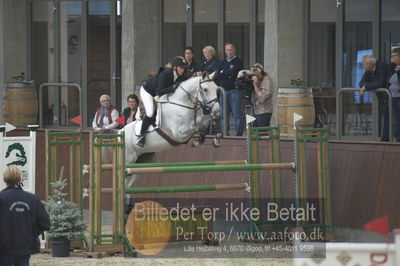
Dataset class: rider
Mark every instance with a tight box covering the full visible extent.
[136,56,189,147]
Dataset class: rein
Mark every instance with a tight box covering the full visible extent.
[157,78,217,111]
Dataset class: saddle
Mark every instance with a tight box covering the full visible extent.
[133,108,192,147]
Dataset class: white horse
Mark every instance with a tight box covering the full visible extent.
[122,73,221,188]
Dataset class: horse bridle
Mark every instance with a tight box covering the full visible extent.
[197,79,219,116]
[164,77,219,118]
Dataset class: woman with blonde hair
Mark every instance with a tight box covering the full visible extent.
[0,165,50,265]
[196,45,220,76]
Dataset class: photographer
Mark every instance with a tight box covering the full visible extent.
[237,63,273,127]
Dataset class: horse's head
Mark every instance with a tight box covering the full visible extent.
[198,72,221,120]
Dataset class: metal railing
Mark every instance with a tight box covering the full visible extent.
[217,86,227,136]
[336,87,393,141]
[39,83,83,130]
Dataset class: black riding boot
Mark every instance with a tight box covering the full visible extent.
[136,115,152,147]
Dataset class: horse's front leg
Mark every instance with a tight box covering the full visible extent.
[212,118,222,147]
[180,127,198,136]
[177,127,202,147]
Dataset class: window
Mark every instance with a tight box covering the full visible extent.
[193,0,218,63]
[163,0,186,65]
[225,0,250,67]
[342,0,374,137]
[381,0,400,63]
[308,0,336,135]
[256,0,265,65]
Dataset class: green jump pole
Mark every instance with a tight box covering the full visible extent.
[125,162,295,174]
[125,160,247,169]
[125,183,248,194]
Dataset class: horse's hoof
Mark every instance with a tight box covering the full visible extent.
[212,138,221,147]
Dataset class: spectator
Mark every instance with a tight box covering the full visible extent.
[122,94,141,125]
[92,94,121,132]
[196,45,220,76]
[359,54,390,141]
[238,64,274,127]
[0,165,50,266]
[386,48,400,142]
[184,46,199,77]
[214,42,243,135]
[137,56,188,147]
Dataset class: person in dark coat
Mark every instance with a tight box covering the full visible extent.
[184,46,200,77]
[0,165,50,266]
[214,42,243,135]
[359,54,390,141]
[136,56,188,147]
[386,48,400,142]
[122,94,141,125]
[196,45,220,76]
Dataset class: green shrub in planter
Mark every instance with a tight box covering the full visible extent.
[46,179,86,256]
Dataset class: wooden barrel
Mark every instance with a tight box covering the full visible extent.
[3,82,38,127]
[276,88,315,138]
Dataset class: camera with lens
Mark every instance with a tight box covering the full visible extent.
[235,72,254,99]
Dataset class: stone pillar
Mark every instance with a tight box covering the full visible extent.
[0,0,28,124]
[264,0,279,93]
[264,0,306,125]
[277,0,305,87]
[3,1,28,84]
[121,0,134,107]
[121,0,160,109]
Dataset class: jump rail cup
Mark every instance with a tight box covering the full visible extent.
[125,162,295,175]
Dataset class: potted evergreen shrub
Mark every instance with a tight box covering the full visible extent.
[46,179,86,257]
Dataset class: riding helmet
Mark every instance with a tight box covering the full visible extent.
[171,56,188,67]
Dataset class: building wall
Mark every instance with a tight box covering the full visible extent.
[265,0,306,125]
[0,0,28,124]
[121,1,306,123]
[0,1,306,125]
[122,0,161,109]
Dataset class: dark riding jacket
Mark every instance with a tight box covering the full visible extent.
[359,61,391,104]
[0,186,50,256]
[200,58,220,75]
[186,61,200,77]
[142,68,187,97]
[214,57,243,91]
[359,61,389,91]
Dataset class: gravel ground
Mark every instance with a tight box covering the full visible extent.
[32,205,388,266]
[31,254,293,266]
[30,227,389,266]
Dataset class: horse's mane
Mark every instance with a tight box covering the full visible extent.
[182,75,202,85]
[180,74,215,89]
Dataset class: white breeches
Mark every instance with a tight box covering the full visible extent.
[140,86,155,117]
